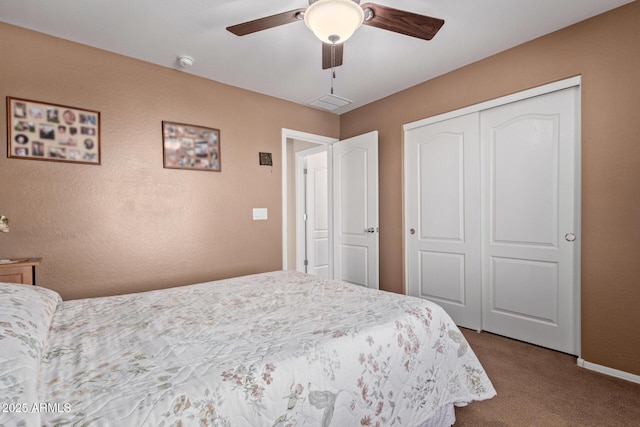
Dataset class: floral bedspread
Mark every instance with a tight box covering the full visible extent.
[38,270,495,426]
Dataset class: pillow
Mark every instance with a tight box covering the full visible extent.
[0,282,61,426]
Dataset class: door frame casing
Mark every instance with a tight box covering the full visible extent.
[281,129,337,272]
[402,76,582,355]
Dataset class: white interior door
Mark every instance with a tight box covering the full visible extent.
[303,150,329,278]
[481,87,579,355]
[405,113,482,330]
[333,131,379,289]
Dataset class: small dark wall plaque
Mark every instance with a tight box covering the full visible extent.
[259,152,272,166]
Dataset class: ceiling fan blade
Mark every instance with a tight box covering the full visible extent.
[322,43,344,69]
[360,3,444,41]
[227,8,306,36]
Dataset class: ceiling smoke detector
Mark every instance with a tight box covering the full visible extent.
[177,55,194,68]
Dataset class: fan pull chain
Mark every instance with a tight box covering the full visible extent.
[330,42,336,95]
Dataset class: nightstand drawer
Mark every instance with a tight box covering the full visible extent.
[0,258,42,285]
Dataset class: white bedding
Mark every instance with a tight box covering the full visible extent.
[2,270,495,426]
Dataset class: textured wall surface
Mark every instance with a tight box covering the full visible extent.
[340,2,640,376]
[1,3,639,378]
[0,22,339,300]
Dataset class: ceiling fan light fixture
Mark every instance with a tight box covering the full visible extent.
[304,0,364,44]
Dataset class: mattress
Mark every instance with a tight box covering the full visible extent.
[1,270,495,426]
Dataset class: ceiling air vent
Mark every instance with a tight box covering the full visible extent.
[309,94,352,112]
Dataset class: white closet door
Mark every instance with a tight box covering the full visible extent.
[333,131,379,289]
[405,113,482,330]
[481,87,579,355]
[305,151,330,278]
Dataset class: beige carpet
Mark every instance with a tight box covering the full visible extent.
[455,329,640,426]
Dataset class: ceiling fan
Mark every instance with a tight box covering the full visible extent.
[227,0,444,70]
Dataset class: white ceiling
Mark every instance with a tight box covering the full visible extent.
[0,0,633,114]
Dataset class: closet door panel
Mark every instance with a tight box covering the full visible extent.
[404,82,579,355]
[492,115,558,246]
[405,113,482,330]
[418,134,464,241]
[481,88,579,355]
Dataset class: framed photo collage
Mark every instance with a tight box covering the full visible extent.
[7,97,101,165]
[6,97,222,172]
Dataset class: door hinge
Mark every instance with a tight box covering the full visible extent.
[303,168,308,174]
[303,213,308,221]
[304,259,308,266]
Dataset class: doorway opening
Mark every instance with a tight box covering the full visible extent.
[282,128,380,289]
[281,129,337,277]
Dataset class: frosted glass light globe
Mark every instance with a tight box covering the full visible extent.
[304,0,364,44]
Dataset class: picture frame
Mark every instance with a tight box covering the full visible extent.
[259,152,273,166]
[162,121,221,171]
[6,96,101,165]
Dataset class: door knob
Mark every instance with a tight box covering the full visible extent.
[366,227,375,233]
[409,228,415,235]
[565,233,576,242]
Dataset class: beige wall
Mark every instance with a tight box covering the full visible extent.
[340,2,640,375]
[0,22,339,300]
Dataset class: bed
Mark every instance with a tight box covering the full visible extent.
[1,270,495,426]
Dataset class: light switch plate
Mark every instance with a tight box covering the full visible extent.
[253,208,268,220]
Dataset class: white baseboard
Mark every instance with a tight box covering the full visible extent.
[577,358,640,384]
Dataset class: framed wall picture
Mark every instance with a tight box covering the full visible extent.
[6,96,101,165]
[162,121,221,171]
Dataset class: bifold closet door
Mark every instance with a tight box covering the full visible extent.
[481,87,579,355]
[405,113,482,330]
[405,86,579,354]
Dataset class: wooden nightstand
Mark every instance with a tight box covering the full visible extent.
[0,258,42,286]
